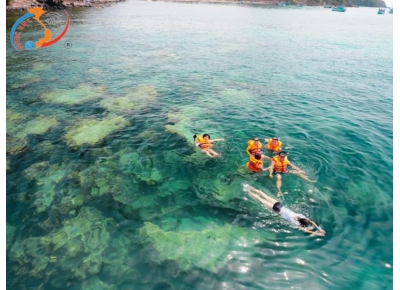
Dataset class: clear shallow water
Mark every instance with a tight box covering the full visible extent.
[6,2,393,289]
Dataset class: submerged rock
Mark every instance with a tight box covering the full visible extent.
[23,161,50,180]
[8,207,115,282]
[6,135,28,155]
[13,116,58,139]
[125,84,158,103]
[138,221,269,273]
[100,84,158,113]
[41,84,107,105]
[6,223,17,252]
[64,115,129,148]
[7,110,58,139]
[165,108,224,148]
[59,194,85,215]
[100,96,138,113]
[119,149,163,185]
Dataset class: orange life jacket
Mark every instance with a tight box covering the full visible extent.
[266,139,282,152]
[246,155,263,173]
[197,136,213,150]
[247,140,262,155]
[272,155,289,173]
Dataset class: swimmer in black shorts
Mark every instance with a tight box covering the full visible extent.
[243,183,325,237]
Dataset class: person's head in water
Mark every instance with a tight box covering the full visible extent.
[254,152,262,160]
[297,218,311,228]
[203,134,210,140]
[271,137,279,145]
[254,137,260,144]
[278,151,287,160]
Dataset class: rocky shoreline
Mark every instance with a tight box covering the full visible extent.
[6,0,387,12]
[6,0,125,12]
[6,0,317,12]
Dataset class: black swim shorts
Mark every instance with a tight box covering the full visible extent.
[272,202,283,213]
[273,170,289,175]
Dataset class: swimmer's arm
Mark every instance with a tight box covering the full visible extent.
[263,165,273,171]
[268,160,275,177]
[262,155,271,161]
[310,220,326,235]
[211,138,224,142]
[288,162,306,174]
[246,146,252,155]
[300,227,325,237]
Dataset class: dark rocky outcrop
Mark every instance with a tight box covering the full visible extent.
[6,0,125,11]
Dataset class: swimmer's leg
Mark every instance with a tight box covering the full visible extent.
[208,149,221,157]
[250,187,279,204]
[291,170,316,183]
[246,190,274,210]
[275,174,283,197]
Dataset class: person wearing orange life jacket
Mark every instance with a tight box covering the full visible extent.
[246,138,271,161]
[265,137,282,153]
[246,152,269,173]
[193,133,225,158]
[268,151,316,197]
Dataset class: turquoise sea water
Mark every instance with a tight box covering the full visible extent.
[6,2,393,289]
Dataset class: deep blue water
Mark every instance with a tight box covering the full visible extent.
[6,2,393,289]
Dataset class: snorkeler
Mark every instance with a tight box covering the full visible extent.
[193,134,225,158]
[243,184,325,237]
[246,138,271,160]
[265,137,282,153]
[268,151,316,197]
[246,152,269,173]
[246,152,270,173]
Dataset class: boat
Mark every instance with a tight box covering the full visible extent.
[377,8,385,14]
[324,5,332,8]
[332,6,346,12]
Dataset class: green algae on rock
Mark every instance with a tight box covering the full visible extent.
[138,222,267,273]
[81,277,118,290]
[157,177,192,197]
[41,84,107,105]
[100,84,158,113]
[119,149,163,185]
[8,236,51,278]
[125,84,158,103]
[59,195,85,215]
[23,161,50,180]
[64,115,129,148]
[80,160,127,202]
[6,223,17,252]
[165,108,224,149]
[6,135,28,155]
[6,109,28,135]
[15,116,58,139]
[100,96,138,113]
[8,207,115,282]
